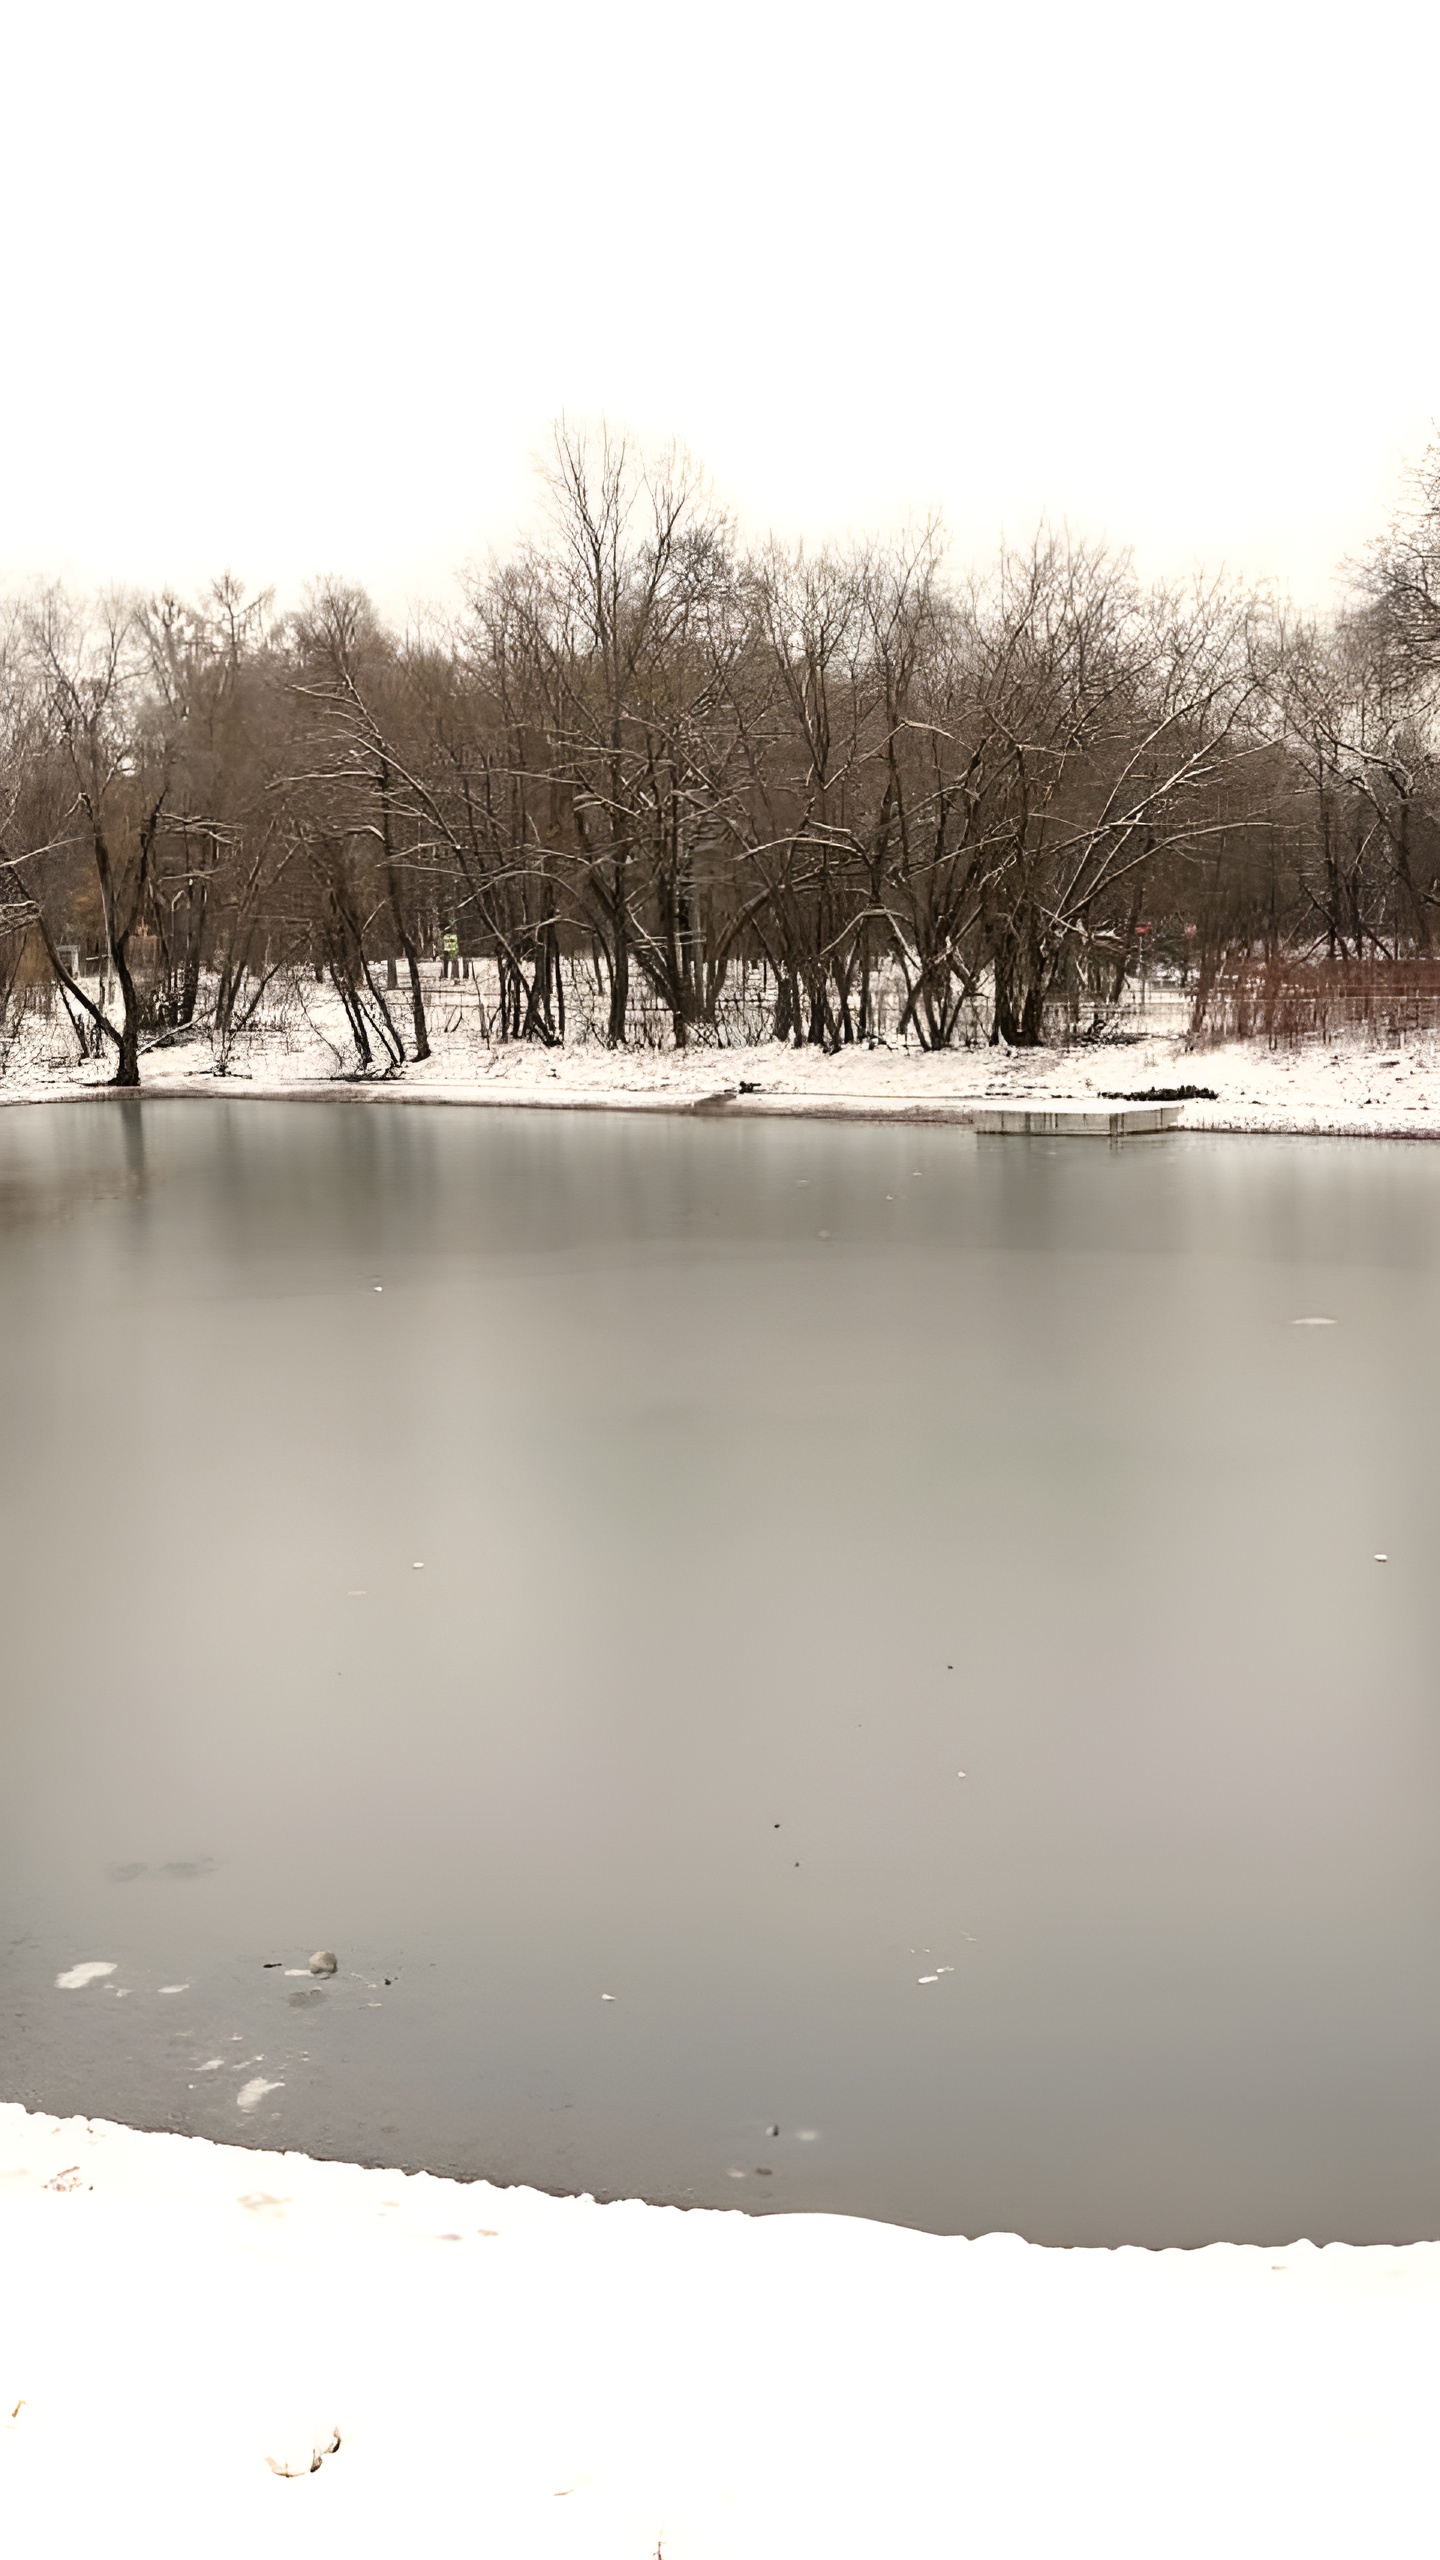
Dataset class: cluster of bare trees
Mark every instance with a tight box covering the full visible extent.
[6,424,1440,1084]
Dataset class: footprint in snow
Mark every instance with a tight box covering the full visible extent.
[266,2427,341,2478]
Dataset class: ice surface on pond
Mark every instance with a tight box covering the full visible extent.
[5,1105,1440,2244]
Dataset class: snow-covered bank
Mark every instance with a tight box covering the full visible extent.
[8,1020,1440,1140]
[2,2104,1436,2557]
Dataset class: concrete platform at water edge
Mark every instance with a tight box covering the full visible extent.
[971,1101,1184,1136]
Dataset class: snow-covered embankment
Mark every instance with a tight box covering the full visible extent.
[2,2101,1437,2557]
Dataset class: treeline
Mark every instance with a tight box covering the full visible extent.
[5,425,1440,1084]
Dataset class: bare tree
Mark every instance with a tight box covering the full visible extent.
[13,593,185,1085]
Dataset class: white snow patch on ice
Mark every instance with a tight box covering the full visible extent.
[236,2078,283,2113]
[54,1962,116,1991]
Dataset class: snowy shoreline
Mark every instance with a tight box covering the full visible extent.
[2,2099,1437,2556]
[7,1023,1440,1141]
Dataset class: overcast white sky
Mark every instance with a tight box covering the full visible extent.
[2,0,1435,615]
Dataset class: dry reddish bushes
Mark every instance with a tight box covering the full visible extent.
[1190,956,1440,1049]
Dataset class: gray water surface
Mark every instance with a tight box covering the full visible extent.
[2,1097,1438,2243]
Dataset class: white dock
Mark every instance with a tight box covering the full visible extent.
[971,1103,1183,1137]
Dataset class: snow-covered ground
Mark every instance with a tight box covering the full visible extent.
[6,976,1440,1137]
[1,2101,1435,2557]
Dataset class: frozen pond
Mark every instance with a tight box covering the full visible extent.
[2,1097,1438,2244]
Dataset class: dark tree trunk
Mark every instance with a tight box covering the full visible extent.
[111,945,141,1087]
[607,853,630,1045]
[403,948,430,1060]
